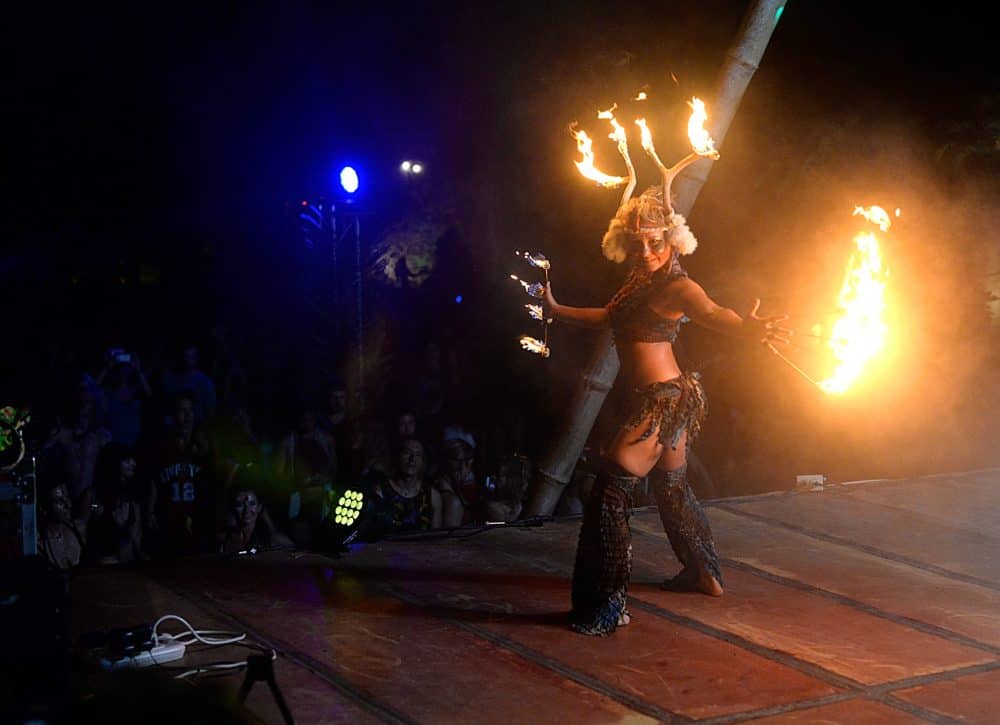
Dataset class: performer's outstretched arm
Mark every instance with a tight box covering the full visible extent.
[668,277,791,344]
[544,282,610,329]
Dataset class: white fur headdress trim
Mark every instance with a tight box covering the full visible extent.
[665,213,698,255]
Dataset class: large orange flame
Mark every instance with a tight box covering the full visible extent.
[818,207,890,394]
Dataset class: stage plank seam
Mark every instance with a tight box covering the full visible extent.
[448,523,994,724]
[627,597,998,724]
[630,526,1000,657]
[720,556,1000,656]
[141,503,998,725]
[714,504,1000,592]
[377,545,990,725]
[383,584,689,724]
[824,486,999,539]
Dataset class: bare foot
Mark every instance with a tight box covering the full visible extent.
[661,567,724,597]
[696,571,724,597]
[618,611,631,627]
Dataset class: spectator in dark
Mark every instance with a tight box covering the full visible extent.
[144,391,215,557]
[219,487,294,554]
[276,407,337,544]
[97,349,152,448]
[483,452,532,523]
[42,373,111,513]
[276,408,337,489]
[86,443,144,564]
[370,438,441,537]
[204,406,262,491]
[39,482,87,569]
[434,426,485,527]
[318,380,354,482]
[391,406,438,479]
[394,408,417,444]
[332,409,392,485]
[163,344,217,426]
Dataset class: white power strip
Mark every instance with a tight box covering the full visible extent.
[98,637,187,670]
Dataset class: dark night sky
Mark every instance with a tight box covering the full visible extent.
[7,1,998,478]
[10,1,993,245]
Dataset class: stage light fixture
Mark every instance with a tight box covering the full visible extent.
[339,166,360,194]
[400,160,424,177]
[323,487,372,547]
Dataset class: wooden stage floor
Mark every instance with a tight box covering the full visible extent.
[72,468,1000,724]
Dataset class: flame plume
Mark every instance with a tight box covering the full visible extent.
[853,204,892,232]
[818,207,890,394]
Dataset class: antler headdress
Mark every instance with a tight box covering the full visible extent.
[573,98,720,263]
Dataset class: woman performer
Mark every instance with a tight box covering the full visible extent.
[544,184,790,636]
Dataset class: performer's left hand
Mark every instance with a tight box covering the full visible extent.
[745,298,792,345]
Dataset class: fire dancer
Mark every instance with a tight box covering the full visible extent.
[547,102,790,635]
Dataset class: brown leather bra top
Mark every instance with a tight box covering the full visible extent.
[606,256,688,343]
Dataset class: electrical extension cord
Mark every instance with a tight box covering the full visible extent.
[98,635,187,670]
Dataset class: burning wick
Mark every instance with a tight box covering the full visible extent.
[510,274,544,298]
[512,252,553,357]
[515,250,551,271]
[519,336,551,358]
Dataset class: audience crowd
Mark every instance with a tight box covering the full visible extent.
[25,333,541,570]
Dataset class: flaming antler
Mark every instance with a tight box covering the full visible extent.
[571,95,720,218]
[597,105,637,208]
[636,97,720,216]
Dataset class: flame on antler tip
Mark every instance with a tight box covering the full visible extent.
[687,97,719,158]
[570,123,628,188]
[634,91,648,101]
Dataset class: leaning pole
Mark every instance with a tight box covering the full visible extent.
[523,0,790,517]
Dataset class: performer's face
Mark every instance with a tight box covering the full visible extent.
[633,230,670,272]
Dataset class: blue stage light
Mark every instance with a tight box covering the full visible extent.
[455,295,463,304]
[339,166,359,194]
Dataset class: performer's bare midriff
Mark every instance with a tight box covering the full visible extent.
[610,338,687,473]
